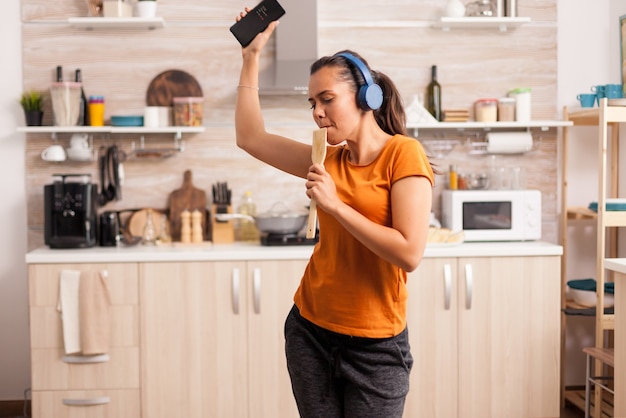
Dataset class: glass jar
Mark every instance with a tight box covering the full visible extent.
[497,97,516,121]
[474,98,498,122]
[465,0,497,17]
[173,97,204,126]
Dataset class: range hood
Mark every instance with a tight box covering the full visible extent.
[259,0,317,95]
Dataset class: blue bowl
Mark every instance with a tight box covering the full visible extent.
[111,115,144,127]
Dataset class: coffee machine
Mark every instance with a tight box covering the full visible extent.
[44,174,98,248]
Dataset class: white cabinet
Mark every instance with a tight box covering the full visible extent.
[28,263,140,418]
[404,255,561,418]
[139,259,307,418]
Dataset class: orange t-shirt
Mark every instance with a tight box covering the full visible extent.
[293,134,434,338]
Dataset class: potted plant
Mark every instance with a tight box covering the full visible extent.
[135,0,157,18]
[20,90,44,126]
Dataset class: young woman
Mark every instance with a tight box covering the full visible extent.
[234,12,434,418]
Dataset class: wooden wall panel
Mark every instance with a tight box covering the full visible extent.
[21,0,559,249]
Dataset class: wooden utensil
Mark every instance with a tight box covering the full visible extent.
[306,128,328,239]
[146,70,203,106]
[168,170,208,241]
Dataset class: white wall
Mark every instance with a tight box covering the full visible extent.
[557,0,626,385]
[0,0,30,400]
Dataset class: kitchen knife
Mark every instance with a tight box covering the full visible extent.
[306,128,327,239]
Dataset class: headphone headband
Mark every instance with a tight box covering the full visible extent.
[336,52,383,111]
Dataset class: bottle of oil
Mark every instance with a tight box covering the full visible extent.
[236,191,259,242]
[426,65,442,121]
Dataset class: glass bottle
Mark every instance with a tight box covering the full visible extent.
[236,191,259,242]
[75,69,90,126]
[426,65,442,121]
[157,214,171,244]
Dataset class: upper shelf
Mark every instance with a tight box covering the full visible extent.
[17,126,205,139]
[432,16,531,32]
[67,17,166,30]
[17,126,204,133]
[408,120,572,131]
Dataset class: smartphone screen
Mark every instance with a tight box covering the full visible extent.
[229,0,286,47]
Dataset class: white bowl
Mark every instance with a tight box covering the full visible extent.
[567,286,614,308]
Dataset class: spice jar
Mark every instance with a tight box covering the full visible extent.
[474,98,498,122]
[497,97,516,121]
[173,97,204,126]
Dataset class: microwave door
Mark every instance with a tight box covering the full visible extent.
[463,201,512,230]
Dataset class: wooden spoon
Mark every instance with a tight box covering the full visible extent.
[306,128,328,239]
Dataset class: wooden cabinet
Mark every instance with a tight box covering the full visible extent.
[404,255,561,418]
[28,263,140,418]
[139,259,307,418]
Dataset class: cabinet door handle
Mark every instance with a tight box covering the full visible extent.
[443,263,452,310]
[232,267,240,315]
[62,354,109,364]
[465,263,473,310]
[63,396,110,406]
[253,267,261,315]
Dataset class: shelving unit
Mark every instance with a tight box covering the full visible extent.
[561,99,626,416]
[432,16,531,32]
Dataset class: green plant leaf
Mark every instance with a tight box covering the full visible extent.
[20,90,43,111]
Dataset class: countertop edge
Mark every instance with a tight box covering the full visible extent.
[605,258,626,275]
[25,241,562,264]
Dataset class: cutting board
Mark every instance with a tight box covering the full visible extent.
[146,69,203,106]
[168,170,208,241]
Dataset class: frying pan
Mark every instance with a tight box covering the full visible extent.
[215,210,307,235]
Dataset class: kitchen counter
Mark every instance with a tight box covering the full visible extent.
[25,241,562,264]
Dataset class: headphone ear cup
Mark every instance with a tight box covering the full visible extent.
[362,84,383,111]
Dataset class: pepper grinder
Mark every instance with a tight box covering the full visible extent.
[180,209,191,243]
[191,209,203,243]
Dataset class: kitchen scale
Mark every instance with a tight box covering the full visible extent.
[260,232,318,246]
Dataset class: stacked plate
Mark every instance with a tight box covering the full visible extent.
[111,115,144,127]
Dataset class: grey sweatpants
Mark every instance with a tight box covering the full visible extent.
[284,305,413,418]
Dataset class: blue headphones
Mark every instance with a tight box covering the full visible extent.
[337,52,383,111]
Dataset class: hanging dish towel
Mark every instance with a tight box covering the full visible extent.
[57,270,82,355]
[79,270,112,355]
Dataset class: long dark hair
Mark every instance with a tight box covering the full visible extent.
[310,50,407,136]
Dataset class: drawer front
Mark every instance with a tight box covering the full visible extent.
[32,389,139,418]
[31,347,139,390]
[29,304,138,349]
[29,264,138,307]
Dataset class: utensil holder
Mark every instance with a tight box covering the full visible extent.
[211,204,234,244]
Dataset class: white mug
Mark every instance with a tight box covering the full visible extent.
[69,133,89,149]
[144,106,160,128]
[41,144,67,162]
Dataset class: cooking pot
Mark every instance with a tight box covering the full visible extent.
[215,204,307,235]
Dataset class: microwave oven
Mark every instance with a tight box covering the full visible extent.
[441,189,542,242]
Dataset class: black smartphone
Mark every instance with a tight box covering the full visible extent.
[229,0,286,47]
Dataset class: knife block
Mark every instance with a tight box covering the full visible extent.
[211,204,234,244]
